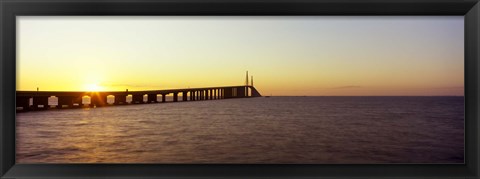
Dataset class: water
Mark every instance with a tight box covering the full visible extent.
[16,96,464,164]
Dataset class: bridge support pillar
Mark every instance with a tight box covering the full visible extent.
[16,96,31,111]
[132,94,144,104]
[72,96,83,108]
[160,94,166,102]
[183,92,188,101]
[237,87,245,98]
[205,90,209,100]
[90,94,108,107]
[173,92,178,102]
[214,89,217,100]
[190,91,194,101]
[57,96,74,108]
[33,96,49,110]
[114,95,127,105]
[147,94,157,103]
[224,88,232,99]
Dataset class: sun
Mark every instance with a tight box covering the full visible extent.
[84,83,104,92]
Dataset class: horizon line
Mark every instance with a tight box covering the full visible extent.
[263,95,465,97]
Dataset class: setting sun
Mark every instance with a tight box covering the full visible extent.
[84,84,103,92]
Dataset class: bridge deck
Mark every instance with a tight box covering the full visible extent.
[16,85,262,112]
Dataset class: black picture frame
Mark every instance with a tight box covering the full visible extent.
[1,0,479,178]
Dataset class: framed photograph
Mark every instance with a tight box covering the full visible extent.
[1,0,479,178]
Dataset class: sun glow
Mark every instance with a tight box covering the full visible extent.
[16,17,464,96]
[84,84,104,92]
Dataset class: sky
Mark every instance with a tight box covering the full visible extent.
[17,16,464,96]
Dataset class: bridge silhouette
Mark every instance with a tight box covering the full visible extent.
[16,85,262,112]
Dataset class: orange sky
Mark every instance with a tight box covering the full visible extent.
[17,16,464,96]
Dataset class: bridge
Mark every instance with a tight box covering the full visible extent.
[16,85,262,112]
